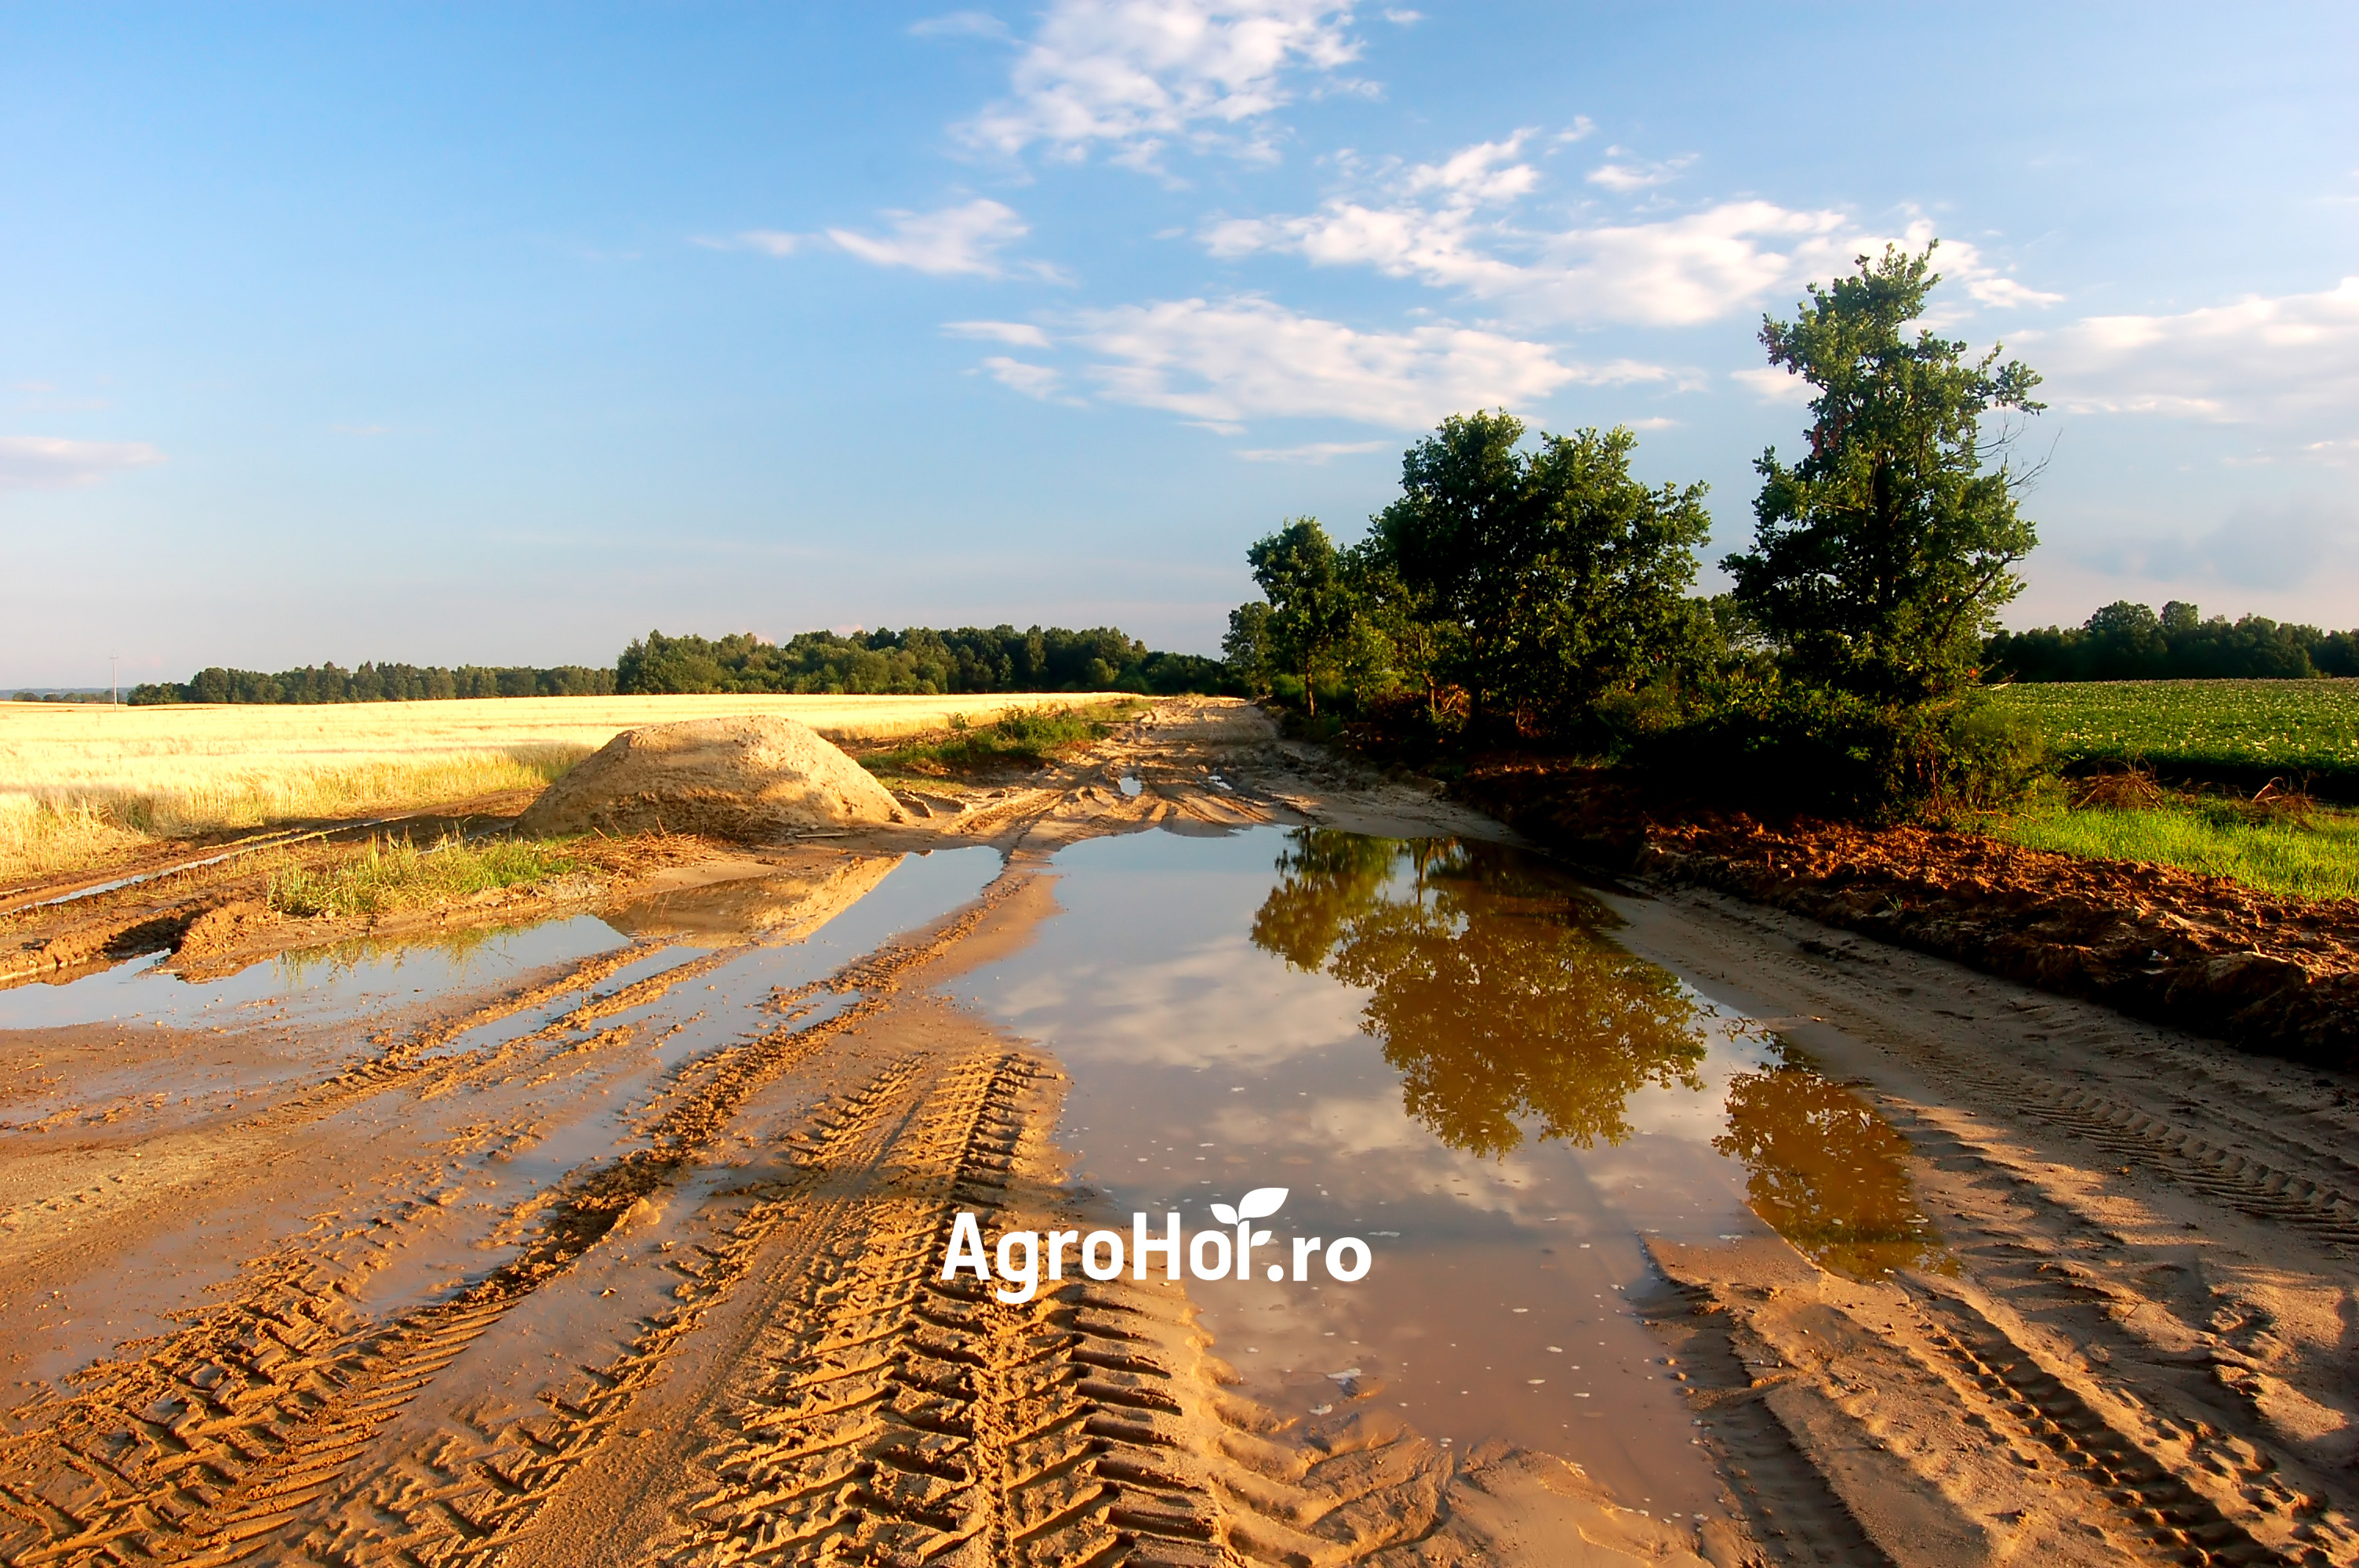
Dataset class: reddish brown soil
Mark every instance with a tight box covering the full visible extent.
[1455,759,2359,1065]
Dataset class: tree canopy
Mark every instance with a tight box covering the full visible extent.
[1365,412,1712,731]
[1724,245,2044,706]
[1245,518,1359,717]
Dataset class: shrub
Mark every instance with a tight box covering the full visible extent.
[1646,683,2046,821]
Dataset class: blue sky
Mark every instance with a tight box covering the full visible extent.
[4,2,2355,684]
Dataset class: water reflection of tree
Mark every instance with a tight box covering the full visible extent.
[1251,829,1706,1156]
[1713,1065,1946,1278]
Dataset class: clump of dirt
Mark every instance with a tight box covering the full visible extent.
[516,715,907,840]
[1456,758,2359,1064]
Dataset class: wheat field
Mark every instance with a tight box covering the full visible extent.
[0,693,1107,883]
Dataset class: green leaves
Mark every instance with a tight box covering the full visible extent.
[1725,243,2045,707]
[1246,517,1359,717]
[1365,412,1712,734]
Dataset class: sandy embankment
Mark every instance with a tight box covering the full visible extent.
[0,699,2352,1565]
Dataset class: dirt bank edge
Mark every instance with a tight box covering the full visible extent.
[1452,760,2359,1065]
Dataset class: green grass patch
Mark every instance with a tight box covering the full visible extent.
[266,833,580,917]
[1985,679,2359,779]
[1987,797,2359,901]
[858,700,1147,779]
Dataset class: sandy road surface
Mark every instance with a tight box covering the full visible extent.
[0,699,2354,1565]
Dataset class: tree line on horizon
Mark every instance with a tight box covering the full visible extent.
[1982,601,2359,683]
[116,625,1236,706]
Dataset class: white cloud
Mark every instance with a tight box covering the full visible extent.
[1068,296,1637,427]
[961,0,1364,168]
[1381,6,1422,20]
[1204,142,2062,331]
[828,198,1036,277]
[1729,365,1814,405]
[0,436,165,491]
[981,357,1066,397]
[2023,277,2359,426]
[1584,148,1695,193]
[1236,439,1387,462]
[945,319,1053,347]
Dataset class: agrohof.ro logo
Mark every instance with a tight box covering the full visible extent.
[941,1187,1373,1305]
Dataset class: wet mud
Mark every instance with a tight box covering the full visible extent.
[0,699,2353,1566]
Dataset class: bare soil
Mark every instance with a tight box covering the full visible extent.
[0,700,2355,1565]
[1456,760,2359,1064]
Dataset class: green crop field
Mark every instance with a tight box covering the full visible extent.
[1986,679,2359,781]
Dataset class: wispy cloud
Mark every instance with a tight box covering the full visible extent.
[981,356,1067,398]
[718,200,1064,280]
[1205,139,2062,329]
[829,198,1043,277]
[1729,365,1814,405]
[2022,276,2359,426]
[945,319,1054,347]
[2069,498,2359,593]
[1063,296,1654,427]
[909,9,1011,40]
[959,0,1365,169]
[732,230,805,256]
[0,435,165,491]
[1584,147,1695,192]
[1236,439,1387,462]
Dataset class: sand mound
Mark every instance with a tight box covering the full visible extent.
[516,715,905,840]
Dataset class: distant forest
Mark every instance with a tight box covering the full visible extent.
[125,663,619,705]
[104,601,2359,707]
[118,625,1236,705]
[1982,602,2359,683]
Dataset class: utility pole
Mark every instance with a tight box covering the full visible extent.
[111,653,119,706]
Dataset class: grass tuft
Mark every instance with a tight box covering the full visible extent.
[858,700,1145,779]
[265,833,582,918]
[1990,797,2359,902]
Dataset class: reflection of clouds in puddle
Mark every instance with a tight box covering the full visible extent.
[987,934,1368,1070]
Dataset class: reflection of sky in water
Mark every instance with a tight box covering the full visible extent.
[961,826,1797,1512]
[0,844,1004,1043]
[0,916,634,1032]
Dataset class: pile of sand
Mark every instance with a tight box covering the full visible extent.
[516,715,906,840]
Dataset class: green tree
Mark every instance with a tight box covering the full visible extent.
[1222,601,1274,692]
[1723,244,2045,706]
[1246,517,1358,717]
[1367,412,1712,734]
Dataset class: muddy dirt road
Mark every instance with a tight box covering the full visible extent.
[0,699,2354,1566]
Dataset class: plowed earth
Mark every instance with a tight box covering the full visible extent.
[2,700,2357,1566]
[1456,763,2359,1064]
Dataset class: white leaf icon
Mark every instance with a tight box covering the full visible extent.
[1252,1229,1273,1247]
[1237,1188,1289,1221]
[1209,1203,1239,1226]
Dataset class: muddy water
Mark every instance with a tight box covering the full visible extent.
[968,826,1939,1523]
[0,848,1005,1389]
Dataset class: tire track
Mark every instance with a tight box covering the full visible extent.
[0,875,1034,1566]
[1639,1279,1898,1568]
[1899,1284,2282,1566]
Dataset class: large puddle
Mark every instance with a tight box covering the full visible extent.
[1,822,1940,1519]
[968,826,1941,1520]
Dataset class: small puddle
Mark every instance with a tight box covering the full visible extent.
[965,826,1939,1517]
[0,844,1010,1387]
[0,916,632,1034]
